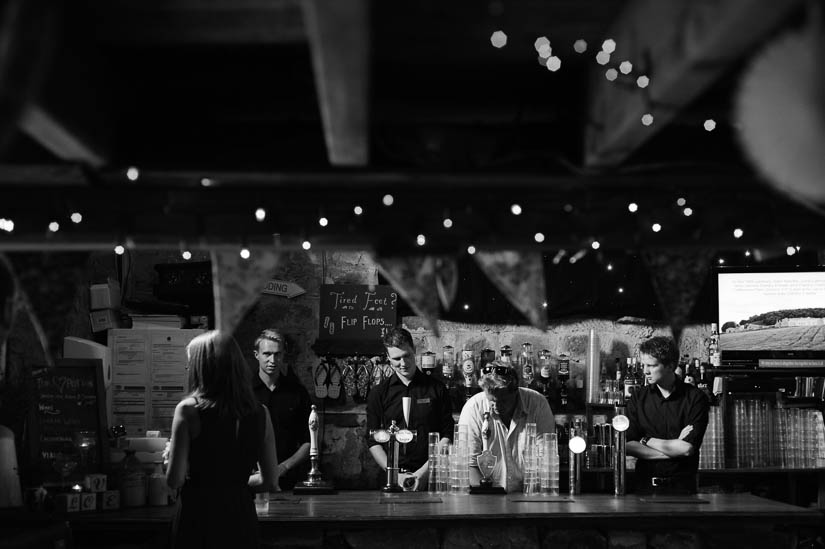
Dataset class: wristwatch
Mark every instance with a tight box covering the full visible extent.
[640,436,649,446]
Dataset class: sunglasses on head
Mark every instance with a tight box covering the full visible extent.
[481,365,512,376]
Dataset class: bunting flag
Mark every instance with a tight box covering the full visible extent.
[434,256,458,311]
[3,252,90,365]
[370,254,441,336]
[473,250,547,329]
[211,248,281,336]
[642,249,715,344]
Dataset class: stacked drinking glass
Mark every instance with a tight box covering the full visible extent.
[538,432,560,495]
[449,424,471,493]
[699,406,725,470]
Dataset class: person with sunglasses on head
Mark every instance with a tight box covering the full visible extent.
[366,327,454,490]
[458,359,555,493]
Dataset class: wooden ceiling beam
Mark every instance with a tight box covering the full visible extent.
[18,105,107,169]
[86,0,305,45]
[584,0,804,169]
[301,0,370,166]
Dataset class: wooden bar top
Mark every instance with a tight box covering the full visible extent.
[27,492,818,528]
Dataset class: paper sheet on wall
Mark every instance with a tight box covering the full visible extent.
[109,329,203,436]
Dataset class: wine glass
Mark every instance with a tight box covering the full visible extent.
[73,431,97,474]
[52,443,79,491]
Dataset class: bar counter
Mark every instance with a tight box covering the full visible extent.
[6,491,821,549]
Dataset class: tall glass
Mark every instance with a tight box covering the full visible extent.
[428,432,440,493]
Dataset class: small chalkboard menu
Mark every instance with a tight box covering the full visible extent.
[315,284,398,355]
[28,359,108,484]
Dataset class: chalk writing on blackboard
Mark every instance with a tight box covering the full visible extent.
[317,284,398,354]
[28,359,108,484]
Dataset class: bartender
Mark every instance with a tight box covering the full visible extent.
[366,327,454,490]
[251,329,310,490]
[459,360,554,492]
[626,336,709,494]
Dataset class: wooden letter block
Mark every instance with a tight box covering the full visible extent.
[84,474,108,493]
[54,493,80,513]
[80,492,97,511]
[99,490,120,510]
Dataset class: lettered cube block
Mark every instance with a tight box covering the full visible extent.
[54,493,80,513]
[99,490,120,510]
[80,493,97,511]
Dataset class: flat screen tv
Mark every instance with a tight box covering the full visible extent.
[715,265,825,367]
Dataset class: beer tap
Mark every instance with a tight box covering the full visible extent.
[611,410,630,496]
[371,397,415,493]
[294,405,335,494]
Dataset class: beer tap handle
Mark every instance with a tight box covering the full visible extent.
[481,411,491,452]
[308,405,319,458]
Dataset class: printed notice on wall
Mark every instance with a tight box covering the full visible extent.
[109,329,203,436]
[316,284,398,354]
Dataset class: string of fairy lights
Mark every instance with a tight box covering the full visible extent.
[0,30,808,301]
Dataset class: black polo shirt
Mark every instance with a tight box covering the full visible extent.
[626,378,709,481]
[365,368,455,472]
[251,370,311,488]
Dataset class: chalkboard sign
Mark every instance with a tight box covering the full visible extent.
[28,359,108,485]
[315,284,398,355]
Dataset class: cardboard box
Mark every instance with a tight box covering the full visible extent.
[90,279,121,310]
[90,309,118,333]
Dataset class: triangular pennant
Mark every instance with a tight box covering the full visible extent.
[473,250,547,329]
[4,252,90,364]
[435,256,458,311]
[211,248,281,336]
[370,254,441,336]
[642,249,715,344]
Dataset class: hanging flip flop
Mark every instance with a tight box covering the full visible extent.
[314,358,329,399]
[371,357,385,387]
[356,358,371,402]
[342,359,357,399]
[327,360,342,399]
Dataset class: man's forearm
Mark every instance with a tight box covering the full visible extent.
[369,444,388,470]
[282,442,310,471]
[646,437,694,458]
[626,441,669,460]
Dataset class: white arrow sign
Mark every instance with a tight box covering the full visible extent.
[262,279,306,298]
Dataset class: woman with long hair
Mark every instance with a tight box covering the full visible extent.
[166,330,279,548]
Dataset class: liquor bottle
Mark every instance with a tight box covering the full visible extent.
[623,358,635,400]
[441,345,455,387]
[709,323,721,367]
[461,350,476,392]
[558,354,570,409]
[499,345,513,369]
[676,354,689,380]
[479,348,496,370]
[698,362,713,402]
[421,351,436,376]
[531,349,554,402]
[614,358,624,405]
[519,342,535,386]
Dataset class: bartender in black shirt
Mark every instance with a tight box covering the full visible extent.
[251,329,311,489]
[366,327,454,490]
[626,336,709,494]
